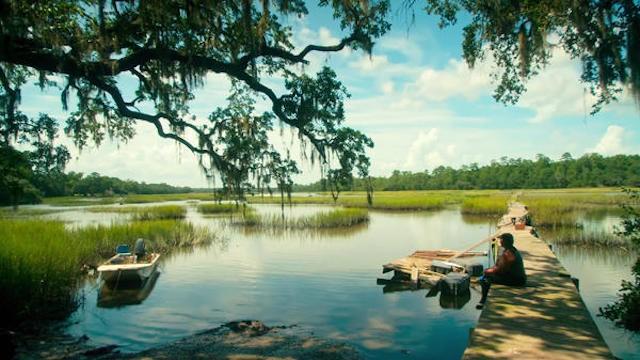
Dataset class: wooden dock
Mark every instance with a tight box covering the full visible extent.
[463,203,613,359]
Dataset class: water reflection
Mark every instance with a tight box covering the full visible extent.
[98,271,161,308]
[539,220,640,360]
[66,206,487,359]
[49,202,639,359]
[376,278,472,310]
[439,292,472,310]
[234,222,369,239]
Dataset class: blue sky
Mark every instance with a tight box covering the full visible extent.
[18,3,640,187]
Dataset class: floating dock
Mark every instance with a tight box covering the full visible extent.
[463,203,613,359]
[382,249,485,286]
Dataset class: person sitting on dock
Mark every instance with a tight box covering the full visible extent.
[476,233,526,309]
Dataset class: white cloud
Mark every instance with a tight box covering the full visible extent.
[378,36,423,63]
[65,123,211,187]
[518,48,597,123]
[380,81,394,94]
[399,47,634,123]
[404,128,446,170]
[408,58,493,102]
[350,54,390,72]
[590,125,626,155]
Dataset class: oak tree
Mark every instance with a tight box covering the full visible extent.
[0,0,390,199]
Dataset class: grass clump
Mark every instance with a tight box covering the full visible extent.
[461,195,509,216]
[543,227,629,247]
[0,220,78,326]
[130,205,186,220]
[0,207,65,218]
[43,193,216,207]
[88,205,186,220]
[0,218,214,329]
[197,203,242,214]
[235,208,369,229]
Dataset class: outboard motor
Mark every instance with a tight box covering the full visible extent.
[134,238,146,260]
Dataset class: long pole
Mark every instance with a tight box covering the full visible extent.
[446,232,501,262]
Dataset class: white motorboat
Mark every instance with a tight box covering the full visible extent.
[97,252,160,284]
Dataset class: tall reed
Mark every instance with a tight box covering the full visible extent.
[235,208,369,228]
[461,196,509,216]
[0,219,214,329]
[197,203,243,214]
[88,205,186,220]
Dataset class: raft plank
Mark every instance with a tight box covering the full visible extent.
[463,203,613,359]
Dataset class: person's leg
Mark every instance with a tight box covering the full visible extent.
[476,275,493,309]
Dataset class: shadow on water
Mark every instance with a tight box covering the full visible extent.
[97,271,161,309]
[375,278,473,310]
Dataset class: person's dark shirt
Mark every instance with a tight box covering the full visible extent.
[486,246,526,285]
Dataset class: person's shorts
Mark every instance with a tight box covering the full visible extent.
[481,274,526,287]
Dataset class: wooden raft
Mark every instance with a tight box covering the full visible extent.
[382,249,485,286]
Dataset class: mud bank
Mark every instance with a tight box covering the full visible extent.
[15,321,361,360]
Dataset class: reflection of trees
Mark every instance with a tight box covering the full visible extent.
[461,213,498,226]
[235,222,368,241]
[551,244,637,268]
[542,226,628,248]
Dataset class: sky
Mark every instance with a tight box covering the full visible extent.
[18,3,640,187]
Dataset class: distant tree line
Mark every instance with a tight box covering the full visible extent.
[0,147,192,207]
[295,153,640,192]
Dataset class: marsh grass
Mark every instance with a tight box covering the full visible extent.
[0,207,65,218]
[44,193,215,207]
[460,196,510,216]
[543,227,629,247]
[197,203,243,214]
[247,190,461,211]
[0,218,214,329]
[87,205,186,220]
[234,208,369,229]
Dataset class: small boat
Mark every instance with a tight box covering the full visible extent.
[97,241,160,285]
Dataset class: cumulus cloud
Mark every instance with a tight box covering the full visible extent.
[399,47,635,123]
[591,125,626,155]
[350,54,391,72]
[408,58,493,102]
[378,36,423,63]
[65,123,211,187]
[380,81,394,94]
[403,128,451,170]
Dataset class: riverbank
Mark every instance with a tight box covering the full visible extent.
[14,321,361,360]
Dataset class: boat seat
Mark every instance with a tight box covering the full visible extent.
[116,244,131,256]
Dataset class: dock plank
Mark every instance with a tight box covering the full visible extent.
[463,203,613,359]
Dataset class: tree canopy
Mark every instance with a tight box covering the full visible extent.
[295,153,640,191]
[0,0,389,199]
[423,0,640,112]
[2,0,639,203]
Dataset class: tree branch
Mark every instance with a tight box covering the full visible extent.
[86,75,235,174]
[236,32,364,69]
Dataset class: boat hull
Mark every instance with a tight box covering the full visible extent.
[98,253,160,285]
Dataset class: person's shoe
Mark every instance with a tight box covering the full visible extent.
[475,302,484,309]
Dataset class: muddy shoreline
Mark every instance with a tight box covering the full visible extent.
[14,320,361,360]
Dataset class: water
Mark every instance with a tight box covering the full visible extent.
[37,203,639,359]
[65,205,490,359]
[542,212,640,360]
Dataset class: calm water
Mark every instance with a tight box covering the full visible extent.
[65,205,492,359]
[543,213,640,360]
[36,203,638,359]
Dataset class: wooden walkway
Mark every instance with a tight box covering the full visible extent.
[463,203,613,359]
